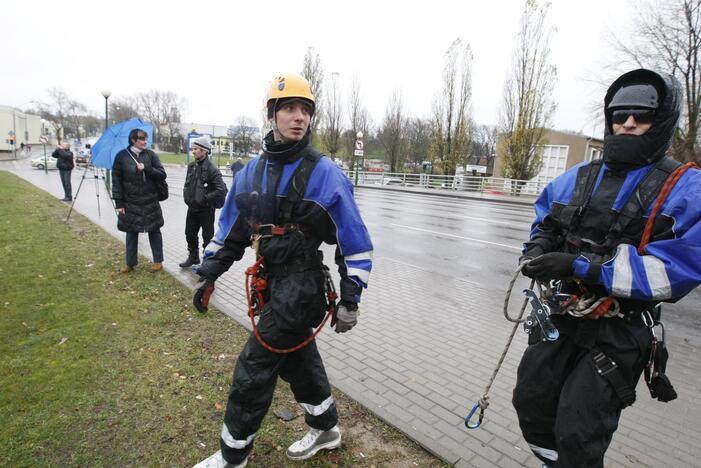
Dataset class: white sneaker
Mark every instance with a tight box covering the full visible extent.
[286,425,342,460]
[193,450,247,468]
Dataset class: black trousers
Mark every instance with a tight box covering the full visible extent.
[220,296,337,464]
[59,169,72,199]
[512,316,651,467]
[125,230,164,267]
[185,208,215,252]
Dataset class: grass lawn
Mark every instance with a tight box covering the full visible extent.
[0,171,446,467]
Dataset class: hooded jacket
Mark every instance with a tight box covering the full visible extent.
[525,70,701,304]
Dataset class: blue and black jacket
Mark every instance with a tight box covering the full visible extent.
[199,134,372,303]
[527,160,701,303]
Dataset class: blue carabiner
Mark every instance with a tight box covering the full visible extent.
[464,402,483,429]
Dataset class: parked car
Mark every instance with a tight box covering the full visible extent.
[75,150,91,166]
[30,156,57,170]
[382,177,404,186]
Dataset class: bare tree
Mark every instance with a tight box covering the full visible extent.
[471,124,499,172]
[229,115,259,156]
[110,97,141,125]
[379,90,406,172]
[301,47,324,135]
[406,117,433,169]
[37,88,75,143]
[321,72,343,156]
[611,0,701,164]
[429,38,474,175]
[498,0,557,181]
[137,90,186,149]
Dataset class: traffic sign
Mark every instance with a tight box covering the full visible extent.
[39,135,48,144]
[354,139,364,150]
[354,149,364,157]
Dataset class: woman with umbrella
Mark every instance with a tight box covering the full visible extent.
[112,128,167,273]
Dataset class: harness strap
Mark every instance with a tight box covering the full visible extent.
[610,157,683,238]
[592,349,636,407]
[558,160,603,227]
[278,147,322,223]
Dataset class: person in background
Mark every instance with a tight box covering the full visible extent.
[51,141,74,201]
[179,135,228,268]
[111,129,167,273]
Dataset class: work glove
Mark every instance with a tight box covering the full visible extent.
[332,300,359,333]
[518,245,544,268]
[193,278,215,313]
[523,253,577,281]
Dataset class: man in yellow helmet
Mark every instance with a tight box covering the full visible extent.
[193,74,373,467]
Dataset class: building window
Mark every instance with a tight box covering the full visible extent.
[532,145,569,184]
[589,148,602,161]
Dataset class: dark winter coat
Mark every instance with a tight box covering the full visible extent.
[51,148,74,170]
[183,156,228,211]
[112,148,166,233]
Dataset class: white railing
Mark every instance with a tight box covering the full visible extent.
[344,171,547,198]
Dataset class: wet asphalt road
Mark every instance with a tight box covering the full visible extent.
[164,165,701,336]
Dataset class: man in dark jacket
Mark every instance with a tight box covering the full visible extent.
[513,69,701,467]
[111,129,168,273]
[179,135,228,268]
[51,142,74,201]
[192,74,373,468]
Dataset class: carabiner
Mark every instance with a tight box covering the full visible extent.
[464,402,484,429]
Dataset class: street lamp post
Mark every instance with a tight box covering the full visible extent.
[41,119,48,175]
[102,90,111,190]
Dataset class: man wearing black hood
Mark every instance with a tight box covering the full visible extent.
[513,69,701,467]
[192,75,373,468]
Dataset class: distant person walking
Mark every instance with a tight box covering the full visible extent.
[51,142,74,201]
[179,135,227,268]
[111,129,167,273]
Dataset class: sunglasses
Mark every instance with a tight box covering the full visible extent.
[611,109,656,125]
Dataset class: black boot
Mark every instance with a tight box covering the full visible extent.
[179,250,200,268]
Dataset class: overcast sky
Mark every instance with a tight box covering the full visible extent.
[4,0,637,138]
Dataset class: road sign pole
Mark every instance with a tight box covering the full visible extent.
[353,132,364,187]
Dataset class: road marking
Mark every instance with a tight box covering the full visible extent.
[389,223,522,251]
[377,256,482,286]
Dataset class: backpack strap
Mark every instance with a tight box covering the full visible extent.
[251,154,268,194]
[278,147,322,224]
[609,157,683,237]
[555,159,604,227]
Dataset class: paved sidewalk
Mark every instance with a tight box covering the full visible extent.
[5,162,701,467]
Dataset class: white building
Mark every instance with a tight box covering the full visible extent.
[0,106,47,152]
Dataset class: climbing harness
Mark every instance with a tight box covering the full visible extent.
[245,225,338,354]
[465,161,697,429]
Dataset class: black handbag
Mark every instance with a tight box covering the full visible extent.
[155,179,169,201]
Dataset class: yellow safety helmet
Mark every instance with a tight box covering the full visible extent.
[266,74,316,119]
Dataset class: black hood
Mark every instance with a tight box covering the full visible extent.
[262,130,312,163]
[603,69,682,171]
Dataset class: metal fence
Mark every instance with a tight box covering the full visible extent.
[343,170,547,198]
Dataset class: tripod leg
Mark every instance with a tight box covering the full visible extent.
[93,168,101,218]
[66,163,91,222]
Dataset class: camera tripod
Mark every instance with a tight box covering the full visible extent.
[66,155,115,222]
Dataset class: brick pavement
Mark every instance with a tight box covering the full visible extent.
[5,161,701,467]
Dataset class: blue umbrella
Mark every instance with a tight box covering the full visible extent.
[91,118,154,169]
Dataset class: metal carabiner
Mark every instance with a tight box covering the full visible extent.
[464,401,484,429]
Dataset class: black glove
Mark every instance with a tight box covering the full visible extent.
[331,300,359,333]
[193,278,215,313]
[523,253,577,281]
[518,245,544,267]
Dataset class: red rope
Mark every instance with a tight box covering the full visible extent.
[638,162,698,255]
[244,257,337,354]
